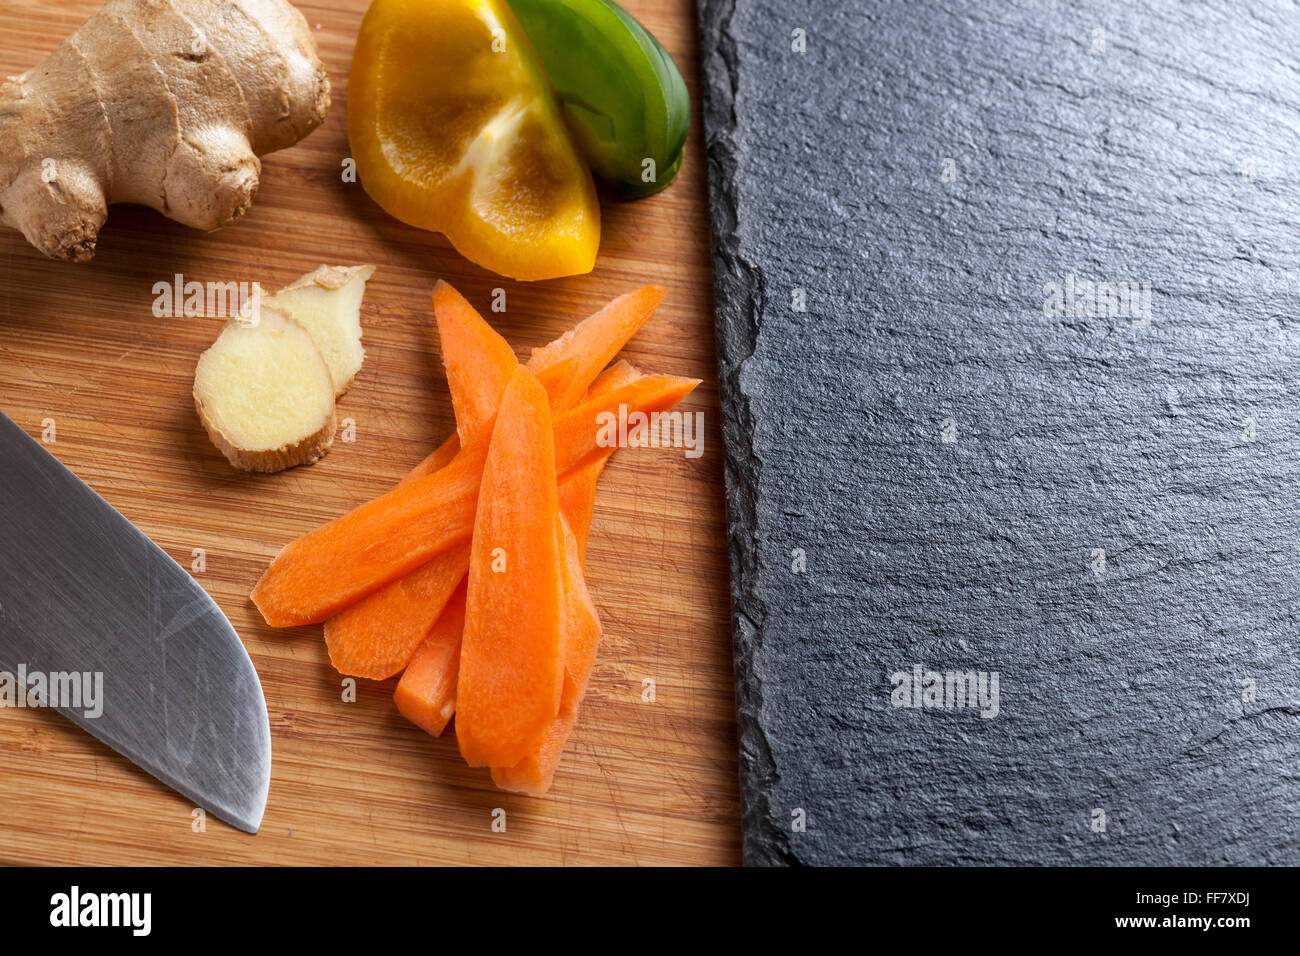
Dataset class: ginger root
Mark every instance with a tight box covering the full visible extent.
[0,0,330,262]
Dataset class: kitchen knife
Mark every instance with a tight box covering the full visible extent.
[0,410,270,833]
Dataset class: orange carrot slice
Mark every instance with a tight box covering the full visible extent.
[589,359,643,396]
[457,367,566,768]
[323,543,471,679]
[528,286,664,412]
[490,519,602,795]
[380,362,649,739]
[551,374,699,474]
[388,366,637,732]
[399,284,657,485]
[322,293,632,676]
[557,360,643,563]
[397,402,625,737]
[393,581,466,737]
[556,517,602,708]
[321,285,517,672]
[396,279,652,486]
[396,351,579,486]
[252,374,699,627]
[251,438,487,627]
[489,717,573,796]
[435,281,519,447]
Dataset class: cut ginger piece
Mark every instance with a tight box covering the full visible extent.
[264,264,376,396]
[394,581,467,737]
[194,307,337,473]
[457,367,566,768]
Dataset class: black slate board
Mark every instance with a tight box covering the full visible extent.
[697,0,1300,865]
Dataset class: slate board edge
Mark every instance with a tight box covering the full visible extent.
[696,0,792,867]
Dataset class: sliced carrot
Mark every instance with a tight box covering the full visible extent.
[589,359,643,396]
[434,281,519,447]
[457,367,566,768]
[556,469,600,565]
[252,374,699,628]
[395,350,579,486]
[528,286,664,412]
[385,355,633,732]
[557,360,643,563]
[551,374,699,475]
[321,285,517,671]
[395,405,625,737]
[323,543,471,679]
[556,517,602,708]
[326,286,556,676]
[490,518,602,795]
[381,284,654,489]
[393,581,466,737]
[490,712,574,796]
[251,437,487,627]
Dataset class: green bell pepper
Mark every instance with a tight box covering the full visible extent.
[508,0,691,198]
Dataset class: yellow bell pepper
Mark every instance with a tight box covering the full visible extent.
[348,0,600,281]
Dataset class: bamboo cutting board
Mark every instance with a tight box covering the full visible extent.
[0,0,740,866]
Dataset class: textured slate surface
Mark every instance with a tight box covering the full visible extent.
[697,0,1300,865]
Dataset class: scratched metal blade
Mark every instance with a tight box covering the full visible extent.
[0,411,269,833]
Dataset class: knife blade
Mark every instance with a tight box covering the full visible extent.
[0,411,270,833]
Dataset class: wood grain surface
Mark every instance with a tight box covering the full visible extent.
[0,0,740,866]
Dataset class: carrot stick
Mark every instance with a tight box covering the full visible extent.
[528,286,664,412]
[385,363,649,738]
[323,543,471,679]
[320,285,518,672]
[252,374,699,627]
[489,716,573,796]
[552,374,699,474]
[394,396,626,736]
[395,356,580,486]
[490,518,602,795]
[399,433,460,489]
[396,281,653,484]
[393,581,466,737]
[457,368,566,768]
[326,290,604,675]
[556,360,642,563]
[435,281,519,447]
[251,438,487,627]
[556,517,602,708]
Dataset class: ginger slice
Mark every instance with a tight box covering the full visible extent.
[194,306,338,473]
[265,264,376,396]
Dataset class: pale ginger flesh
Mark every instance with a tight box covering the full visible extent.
[194,306,338,473]
[265,264,376,397]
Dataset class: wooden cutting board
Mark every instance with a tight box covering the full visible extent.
[0,0,740,866]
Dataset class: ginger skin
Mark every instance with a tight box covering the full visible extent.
[0,0,330,262]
